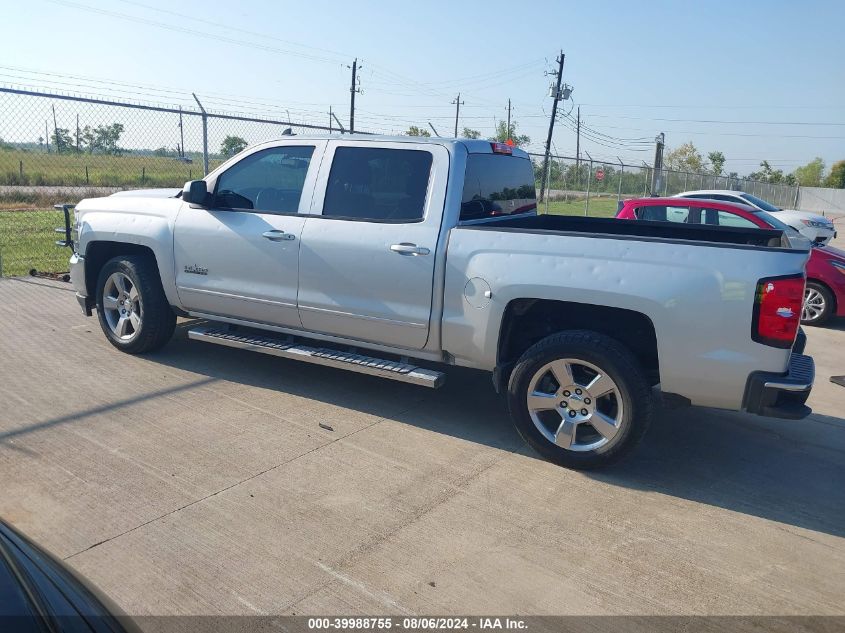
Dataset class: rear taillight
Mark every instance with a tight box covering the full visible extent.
[490,142,513,155]
[752,274,804,348]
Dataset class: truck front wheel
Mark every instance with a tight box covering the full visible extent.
[95,255,176,354]
[506,330,653,469]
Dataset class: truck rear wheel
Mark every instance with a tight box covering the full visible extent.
[506,330,653,469]
[95,255,176,354]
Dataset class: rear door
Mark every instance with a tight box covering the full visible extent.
[297,141,448,349]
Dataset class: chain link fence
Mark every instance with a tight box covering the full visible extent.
[530,152,799,217]
[0,87,803,277]
[0,87,356,277]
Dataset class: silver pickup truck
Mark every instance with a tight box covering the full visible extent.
[65,136,815,468]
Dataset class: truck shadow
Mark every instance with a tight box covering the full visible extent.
[150,322,845,540]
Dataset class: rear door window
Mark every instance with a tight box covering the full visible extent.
[701,209,759,228]
[635,205,698,223]
[461,154,537,221]
[322,147,432,222]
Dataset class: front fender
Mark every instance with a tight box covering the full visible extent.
[75,197,182,308]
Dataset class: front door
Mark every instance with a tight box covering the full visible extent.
[297,141,448,349]
[174,143,322,327]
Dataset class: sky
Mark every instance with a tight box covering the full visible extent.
[2,0,844,175]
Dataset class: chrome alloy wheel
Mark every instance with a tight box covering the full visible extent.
[802,287,826,322]
[102,272,141,341]
[526,358,624,452]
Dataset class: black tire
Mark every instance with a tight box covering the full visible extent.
[95,255,176,354]
[801,281,834,326]
[506,330,653,470]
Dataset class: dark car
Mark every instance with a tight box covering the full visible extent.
[0,519,139,632]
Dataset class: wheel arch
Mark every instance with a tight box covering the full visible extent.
[84,241,159,299]
[494,298,660,392]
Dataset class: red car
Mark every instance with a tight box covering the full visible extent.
[616,197,845,325]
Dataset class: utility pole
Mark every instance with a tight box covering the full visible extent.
[349,58,362,134]
[539,51,565,203]
[428,122,440,137]
[506,98,512,140]
[452,93,464,137]
[650,132,665,196]
[45,121,50,154]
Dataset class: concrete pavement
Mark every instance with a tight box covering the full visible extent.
[0,276,843,616]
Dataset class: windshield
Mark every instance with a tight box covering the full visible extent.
[755,210,792,232]
[740,193,780,212]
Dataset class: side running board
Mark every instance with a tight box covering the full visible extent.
[187,326,446,389]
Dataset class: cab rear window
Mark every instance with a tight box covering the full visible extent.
[460,154,537,221]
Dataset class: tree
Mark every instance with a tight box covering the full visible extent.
[79,126,95,153]
[490,120,529,147]
[220,135,248,157]
[665,142,704,173]
[461,127,481,139]
[93,123,124,155]
[50,128,74,154]
[793,157,825,187]
[707,151,726,176]
[749,160,785,184]
[405,126,431,138]
[824,160,845,189]
[78,123,124,155]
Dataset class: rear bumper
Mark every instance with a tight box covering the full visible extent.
[743,352,814,420]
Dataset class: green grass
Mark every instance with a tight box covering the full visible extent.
[542,196,619,218]
[0,209,69,276]
[0,148,222,188]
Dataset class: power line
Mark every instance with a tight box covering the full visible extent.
[561,111,651,145]
[113,0,351,62]
[568,120,845,140]
[579,102,845,110]
[46,0,347,65]
[584,113,845,127]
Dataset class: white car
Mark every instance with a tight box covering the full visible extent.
[675,190,836,245]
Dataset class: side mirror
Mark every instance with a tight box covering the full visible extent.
[182,180,208,206]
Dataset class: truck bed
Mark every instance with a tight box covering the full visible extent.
[467,214,793,249]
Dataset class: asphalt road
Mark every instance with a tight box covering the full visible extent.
[0,276,843,617]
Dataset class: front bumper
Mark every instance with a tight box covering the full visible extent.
[69,252,93,316]
[798,225,835,245]
[743,352,814,420]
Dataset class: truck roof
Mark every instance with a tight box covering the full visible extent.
[251,134,531,159]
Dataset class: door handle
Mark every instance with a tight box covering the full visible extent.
[390,243,430,256]
[262,230,295,241]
